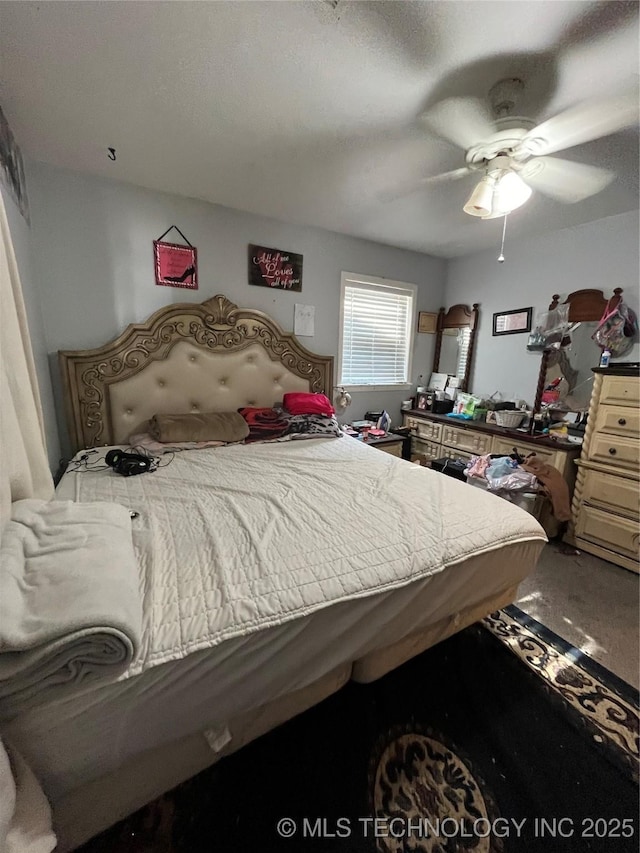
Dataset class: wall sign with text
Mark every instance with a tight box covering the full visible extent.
[248,244,302,291]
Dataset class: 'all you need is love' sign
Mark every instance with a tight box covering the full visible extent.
[248,244,303,291]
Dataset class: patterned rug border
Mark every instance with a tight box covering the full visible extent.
[502,603,639,709]
[482,605,639,781]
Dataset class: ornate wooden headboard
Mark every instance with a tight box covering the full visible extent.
[59,295,334,453]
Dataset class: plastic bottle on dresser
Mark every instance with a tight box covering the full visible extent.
[599,348,611,368]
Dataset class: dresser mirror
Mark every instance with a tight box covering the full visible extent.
[534,288,623,414]
[432,304,479,392]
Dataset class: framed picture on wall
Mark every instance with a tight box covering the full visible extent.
[153,226,198,289]
[492,307,533,336]
[154,241,198,289]
[417,311,438,333]
[0,106,29,222]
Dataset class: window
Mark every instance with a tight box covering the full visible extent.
[456,327,472,378]
[338,272,417,389]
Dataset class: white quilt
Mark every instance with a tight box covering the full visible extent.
[56,438,546,679]
[0,500,141,717]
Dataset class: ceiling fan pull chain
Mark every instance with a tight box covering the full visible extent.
[497,214,507,263]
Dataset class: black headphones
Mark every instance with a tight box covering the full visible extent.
[105,449,154,477]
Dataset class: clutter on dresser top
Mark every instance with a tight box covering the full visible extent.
[344,410,393,441]
[406,371,587,447]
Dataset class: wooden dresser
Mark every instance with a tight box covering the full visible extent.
[567,366,640,573]
[402,410,581,537]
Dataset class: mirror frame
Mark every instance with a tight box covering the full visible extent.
[533,287,623,414]
[432,303,479,392]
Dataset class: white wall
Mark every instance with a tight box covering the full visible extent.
[27,162,446,458]
[445,210,640,405]
[1,184,61,470]
[20,161,640,461]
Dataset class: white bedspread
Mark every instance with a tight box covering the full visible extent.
[0,500,142,718]
[56,438,546,680]
[0,737,56,853]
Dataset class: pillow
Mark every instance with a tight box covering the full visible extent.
[282,413,343,439]
[282,392,335,416]
[238,408,290,443]
[129,433,226,454]
[149,412,249,443]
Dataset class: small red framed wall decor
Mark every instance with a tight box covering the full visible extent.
[153,226,198,289]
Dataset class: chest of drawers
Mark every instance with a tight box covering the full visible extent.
[567,368,639,573]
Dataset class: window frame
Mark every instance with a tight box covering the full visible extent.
[337,271,417,392]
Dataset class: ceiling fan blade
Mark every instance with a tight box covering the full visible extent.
[419,97,495,151]
[516,89,639,157]
[379,167,472,202]
[519,156,615,203]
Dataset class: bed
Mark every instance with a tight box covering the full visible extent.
[3,295,546,851]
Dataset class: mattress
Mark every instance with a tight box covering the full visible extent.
[5,438,545,804]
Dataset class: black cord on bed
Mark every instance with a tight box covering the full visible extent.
[65,447,177,475]
[64,450,110,474]
[126,446,176,470]
[154,451,176,468]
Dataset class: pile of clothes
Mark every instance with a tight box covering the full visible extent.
[466,452,571,522]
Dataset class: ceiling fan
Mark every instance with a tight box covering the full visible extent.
[397,77,639,219]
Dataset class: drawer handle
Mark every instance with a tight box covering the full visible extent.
[618,418,627,426]
[608,447,617,455]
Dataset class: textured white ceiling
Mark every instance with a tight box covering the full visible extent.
[0,0,638,257]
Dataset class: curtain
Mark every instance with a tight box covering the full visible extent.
[0,194,53,528]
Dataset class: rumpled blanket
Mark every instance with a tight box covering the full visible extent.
[0,736,55,853]
[238,407,290,442]
[0,499,142,718]
[149,411,249,443]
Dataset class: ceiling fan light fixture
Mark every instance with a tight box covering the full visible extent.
[493,170,532,212]
[463,175,496,217]
[479,169,533,219]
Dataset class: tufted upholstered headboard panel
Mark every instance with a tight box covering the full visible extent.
[59,295,334,453]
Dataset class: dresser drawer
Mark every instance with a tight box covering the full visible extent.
[442,426,492,455]
[414,420,442,443]
[600,375,640,407]
[491,437,556,465]
[593,404,640,439]
[587,433,640,471]
[411,437,441,460]
[581,468,640,520]
[575,505,640,560]
[440,445,473,462]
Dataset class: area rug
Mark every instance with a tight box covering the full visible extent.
[78,606,639,853]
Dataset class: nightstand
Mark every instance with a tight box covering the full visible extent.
[363,434,404,457]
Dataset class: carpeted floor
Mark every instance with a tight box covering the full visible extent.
[79,607,639,853]
[516,543,639,689]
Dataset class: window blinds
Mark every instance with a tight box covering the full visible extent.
[340,282,414,385]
